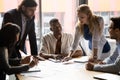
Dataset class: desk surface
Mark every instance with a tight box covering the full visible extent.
[17,57,111,80]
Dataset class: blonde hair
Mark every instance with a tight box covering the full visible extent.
[77,4,101,35]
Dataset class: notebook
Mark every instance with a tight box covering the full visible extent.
[73,56,89,63]
[93,73,120,80]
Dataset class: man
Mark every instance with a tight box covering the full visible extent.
[2,0,38,58]
[39,18,82,59]
[86,17,120,74]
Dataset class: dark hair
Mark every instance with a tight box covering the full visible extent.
[49,18,59,26]
[0,23,21,47]
[111,17,120,30]
[18,0,37,11]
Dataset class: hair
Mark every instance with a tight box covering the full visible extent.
[18,0,37,11]
[111,17,120,30]
[0,23,21,47]
[77,4,101,35]
[49,18,59,26]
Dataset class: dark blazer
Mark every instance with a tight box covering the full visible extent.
[0,47,29,80]
[2,9,38,58]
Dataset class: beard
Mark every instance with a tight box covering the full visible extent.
[22,10,33,20]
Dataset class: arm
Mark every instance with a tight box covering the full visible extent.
[9,58,21,66]
[39,36,55,59]
[69,26,81,57]
[94,55,120,74]
[103,46,119,64]
[92,17,104,59]
[0,48,29,75]
[28,18,38,56]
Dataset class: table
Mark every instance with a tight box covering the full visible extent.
[17,57,112,80]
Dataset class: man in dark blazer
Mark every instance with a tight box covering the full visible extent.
[2,0,38,58]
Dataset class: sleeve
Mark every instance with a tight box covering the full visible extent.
[39,36,49,54]
[71,26,81,51]
[103,47,119,64]
[94,55,120,74]
[0,48,29,75]
[28,18,38,56]
[92,17,104,49]
[9,58,21,66]
[2,12,14,27]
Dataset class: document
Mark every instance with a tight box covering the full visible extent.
[72,56,89,63]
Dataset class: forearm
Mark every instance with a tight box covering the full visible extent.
[94,64,119,74]
[9,58,21,66]
[5,65,29,75]
[93,48,98,59]
[39,53,54,59]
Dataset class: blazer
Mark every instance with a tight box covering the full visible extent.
[2,9,38,58]
[0,47,29,80]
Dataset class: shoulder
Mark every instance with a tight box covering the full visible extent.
[96,16,104,22]
[0,47,7,54]
[5,9,18,15]
[63,33,72,37]
[42,33,53,39]
[62,33,73,39]
[4,9,19,18]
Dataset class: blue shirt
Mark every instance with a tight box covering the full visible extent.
[83,24,110,53]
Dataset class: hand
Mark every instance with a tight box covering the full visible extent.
[98,61,106,64]
[29,58,39,68]
[86,62,94,71]
[33,56,46,61]
[88,57,96,63]
[21,56,31,64]
[62,56,72,62]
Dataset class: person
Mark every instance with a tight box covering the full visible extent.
[0,23,38,80]
[2,0,38,58]
[86,17,120,74]
[39,18,82,60]
[63,4,110,61]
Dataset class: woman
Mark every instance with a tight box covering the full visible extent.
[0,23,38,80]
[64,4,110,61]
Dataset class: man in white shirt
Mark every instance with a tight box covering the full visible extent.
[39,18,82,59]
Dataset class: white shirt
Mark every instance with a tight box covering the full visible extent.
[40,32,80,55]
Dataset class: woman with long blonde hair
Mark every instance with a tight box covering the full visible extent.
[64,4,110,61]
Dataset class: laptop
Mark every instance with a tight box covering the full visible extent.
[93,73,120,80]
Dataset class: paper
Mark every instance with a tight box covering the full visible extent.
[72,56,89,63]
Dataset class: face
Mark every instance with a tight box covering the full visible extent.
[22,6,36,19]
[50,22,62,34]
[108,21,117,39]
[77,12,89,25]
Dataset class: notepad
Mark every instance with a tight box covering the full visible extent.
[21,67,41,73]
[73,56,89,63]
[93,73,120,80]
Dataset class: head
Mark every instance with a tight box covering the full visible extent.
[77,4,93,25]
[109,17,120,41]
[18,0,37,19]
[49,18,62,35]
[0,23,21,47]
